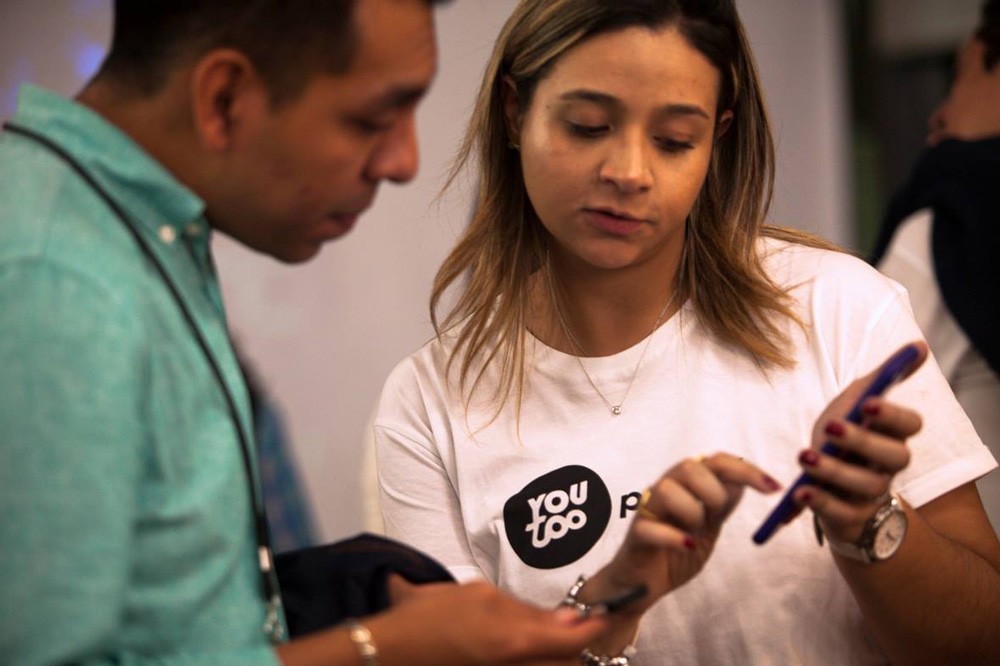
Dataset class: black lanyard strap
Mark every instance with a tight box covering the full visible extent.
[2,121,283,643]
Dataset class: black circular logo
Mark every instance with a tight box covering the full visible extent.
[502,465,611,569]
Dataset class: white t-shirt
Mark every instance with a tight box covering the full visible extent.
[374,240,996,665]
[877,208,1000,532]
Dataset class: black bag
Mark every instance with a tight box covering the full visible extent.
[274,532,456,638]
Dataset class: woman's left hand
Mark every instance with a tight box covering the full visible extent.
[796,342,928,544]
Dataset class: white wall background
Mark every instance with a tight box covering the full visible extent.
[1,0,853,543]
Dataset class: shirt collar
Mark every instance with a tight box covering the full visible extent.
[10,85,208,246]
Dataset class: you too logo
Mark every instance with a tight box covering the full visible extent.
[526,482,588,548]
[503,465,611,569]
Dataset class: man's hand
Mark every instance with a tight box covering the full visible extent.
[376,576,607,665]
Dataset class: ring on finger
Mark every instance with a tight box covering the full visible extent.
[637,488,660,521]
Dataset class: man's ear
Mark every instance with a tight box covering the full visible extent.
[501,75,523,148]
[715,109,734,140]
[190,49,266,152]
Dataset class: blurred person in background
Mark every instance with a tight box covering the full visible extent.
[873,0,1000,533]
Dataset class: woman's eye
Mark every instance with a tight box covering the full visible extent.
[567,122,609,138]
[656,138,695,153]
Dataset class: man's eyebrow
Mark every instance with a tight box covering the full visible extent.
[559,89,711,120]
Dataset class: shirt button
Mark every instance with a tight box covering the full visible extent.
[158,225,177,244]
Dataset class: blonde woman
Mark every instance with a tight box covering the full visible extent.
[375,1,1000,663]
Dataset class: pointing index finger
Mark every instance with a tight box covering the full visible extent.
[700,453,782,494]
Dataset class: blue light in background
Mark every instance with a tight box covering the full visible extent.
[75,43,106,81]
[2,0,110,121]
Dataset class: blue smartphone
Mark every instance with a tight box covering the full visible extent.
[752,343,921,545]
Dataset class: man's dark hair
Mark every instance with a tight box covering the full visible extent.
[97,0,449,104]
[978,0,1000,70]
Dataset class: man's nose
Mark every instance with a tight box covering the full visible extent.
[368,114,420,184]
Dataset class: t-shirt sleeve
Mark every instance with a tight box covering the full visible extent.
[373,359,487,583]
[836,278,997,508]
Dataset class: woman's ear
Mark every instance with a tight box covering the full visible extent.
[190,48,266,152]
[501,75,522,148]
[715,109,734,140]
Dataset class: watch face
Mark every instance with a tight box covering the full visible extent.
[872,511,908,559]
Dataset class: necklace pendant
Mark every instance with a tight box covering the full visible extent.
[611,405,622,415]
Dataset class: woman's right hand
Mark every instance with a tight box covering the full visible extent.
[573,453,780,654]
[621,453,780,597]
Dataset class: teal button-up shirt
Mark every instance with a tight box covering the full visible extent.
[0,86,281,666]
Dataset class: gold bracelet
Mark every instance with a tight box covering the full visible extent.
[346,620,379,665]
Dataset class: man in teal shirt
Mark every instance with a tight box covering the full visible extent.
[0,1,606,664]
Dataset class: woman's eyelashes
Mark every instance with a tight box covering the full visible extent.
[564,120,696,153]
[655,137,695,153]
[566,120,609,138]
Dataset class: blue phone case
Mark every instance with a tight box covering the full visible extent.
[751,344,921,545]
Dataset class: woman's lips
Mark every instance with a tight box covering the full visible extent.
[583,208,645,236]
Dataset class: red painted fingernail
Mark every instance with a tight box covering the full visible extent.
[763,475,781,490]
[824,421,845,437]
[799,450,820,466]
[800,489,814,504]
[683,536,697,551]
[862,402,881,416]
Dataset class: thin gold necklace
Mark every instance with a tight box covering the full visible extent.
[547,270,678,416]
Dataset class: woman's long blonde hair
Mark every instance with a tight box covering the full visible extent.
[432,0,835,415]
